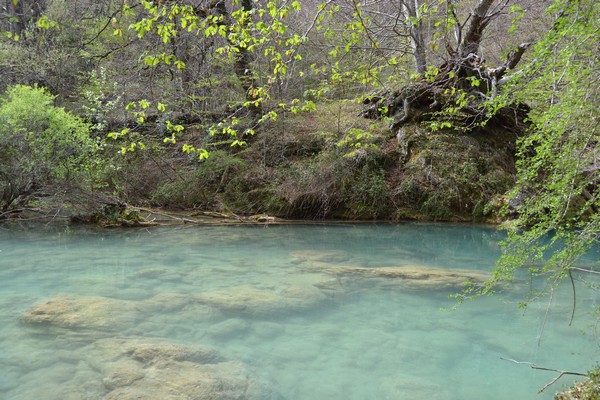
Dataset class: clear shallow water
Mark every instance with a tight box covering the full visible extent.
[0,222,598,399]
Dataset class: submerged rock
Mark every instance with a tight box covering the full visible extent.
[103,360,270,400]
[130,267,185,282]
[205,318,251,339]
[102,368,145,391]
[142,283,330,317]
[296,261,491,290]
[289,250,351,264]
[89,338,277,400]
[21,296,138,331]
[125,340,222,365]
[138,292,210,313]
[368,265,490,290]
[196,284,327,316]
[20,282,330,336]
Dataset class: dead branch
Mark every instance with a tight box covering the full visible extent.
[538,286,555,347]
[136,207,202,224]
[569,267,600,275]
[568,268,576,326]
[500,357,587,393]
[0,207,44,220]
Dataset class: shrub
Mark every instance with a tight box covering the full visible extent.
[0,85,93,213]
[150,150,247,210]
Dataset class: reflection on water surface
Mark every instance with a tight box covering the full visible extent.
[0,223,598,399]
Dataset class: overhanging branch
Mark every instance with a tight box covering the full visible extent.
[501,357,587,393]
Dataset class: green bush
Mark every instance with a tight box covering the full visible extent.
[0,85,93,212]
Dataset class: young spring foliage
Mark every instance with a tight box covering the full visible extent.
[464,0,599,303]
[113,0,411,158]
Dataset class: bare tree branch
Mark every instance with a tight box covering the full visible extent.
[500,357,587,393]
[568,268,576,326]
[569,267,600,275]
[538,286,555,347]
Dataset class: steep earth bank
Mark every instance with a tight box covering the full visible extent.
[105,101,520,223]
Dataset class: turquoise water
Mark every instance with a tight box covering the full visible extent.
[0,223,598,399]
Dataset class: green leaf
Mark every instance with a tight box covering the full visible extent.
[37,15,54,29]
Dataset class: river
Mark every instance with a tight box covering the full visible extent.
[0,222,598,399]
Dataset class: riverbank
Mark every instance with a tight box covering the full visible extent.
[0,101,522,226]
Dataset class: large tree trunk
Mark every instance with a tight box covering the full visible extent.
[402,0,427,74]
[458,0,498,58]
[362,0,530,131]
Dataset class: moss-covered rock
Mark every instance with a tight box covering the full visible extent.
[388,124,517,221]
